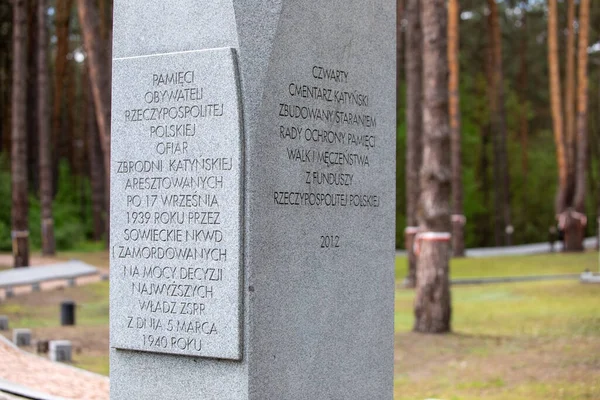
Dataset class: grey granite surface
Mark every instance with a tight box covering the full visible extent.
[12,329,31,347]
[110,48,244,360]
[110,1,395,399]
[49,340,72,363]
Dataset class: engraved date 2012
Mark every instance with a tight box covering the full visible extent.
[320,235,340,249]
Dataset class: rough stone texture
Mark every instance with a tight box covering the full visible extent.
[49,340,72,363]
[0,316,7,331]
[110,48,243,360]
[12,329,31,347]
[110,1,395,399]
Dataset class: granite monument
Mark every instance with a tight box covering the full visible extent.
[110,1,396,398]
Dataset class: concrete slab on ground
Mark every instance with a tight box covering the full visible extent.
[396,237,597,258]
[580,272,600,284]
[0,261,98,289]
[0,378,67,400]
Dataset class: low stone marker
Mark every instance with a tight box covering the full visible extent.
[36,339,49,354]
[110,1,395,398]
[13,329,31,347]
[0,316,8,331]
[49,340,72,363]
[60,301,76,326]
[580,271,600,284]
[31,282,41,292]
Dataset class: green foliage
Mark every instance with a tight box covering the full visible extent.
[0,157,97,252]
[31,161,95,250]
[395,252,597,281]
[396,3,600,249]
[0,155,13,251]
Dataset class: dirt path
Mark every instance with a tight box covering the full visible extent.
[0,336,108,400]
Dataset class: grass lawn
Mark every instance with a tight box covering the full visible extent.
[395,252,600,400]
[395,251,598,280]
[0,250,598,399]
[0,281,109,374]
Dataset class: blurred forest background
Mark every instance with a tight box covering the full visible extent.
[0,0,599,257]
[396,0,600,251]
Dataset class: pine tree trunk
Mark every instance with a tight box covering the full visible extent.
[65,59,76,174]
[38,0,55,256]
[482,47,494,246]
[548,0,568,215]
[396,0,404,98]
[565,0,576,189]
[562,210,584,252]
[77,0,111,244]
[414,0,451,334]
[568,0,591,251]
[85,71,106,241]
[27,0,39,193]
[0,21,8,153]
[573,0,590,213]
[1,50,11,154]
[404,0,423,287]
[11,0,29,268]
[487,0,512,246]
[518,3,529,179]
[448,0,464,257]
[52,0,72,167]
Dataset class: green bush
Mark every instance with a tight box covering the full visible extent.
[0,157,97,252]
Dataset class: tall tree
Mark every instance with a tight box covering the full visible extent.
[548,0,567,211]
[52,0,72,168]
[517,2,529,178]
[11,0,29,268]
[404,0,423,287]
[26,0,39,192]
[414,0,451,334]
[448,0,464,257]
[573,0,591,224]
[487,0,512,246]
[547,0,587,251]
[84,69,106,241]
[396,0,404,96]
[565,0,576,187]
[0,2,10,154]
[77,0,111,239]
[38,0,55,255]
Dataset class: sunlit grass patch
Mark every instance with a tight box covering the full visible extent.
[395,274,600,400]
[74,353,110,376]
[395,251,597,281]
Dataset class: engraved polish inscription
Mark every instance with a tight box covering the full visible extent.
[110,49,243,360]
[273,64,382,248]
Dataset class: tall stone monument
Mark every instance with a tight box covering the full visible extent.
[110,1,396,399]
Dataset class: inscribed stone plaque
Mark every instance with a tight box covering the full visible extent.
[110,48,243,360]
[110,1,395,398]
